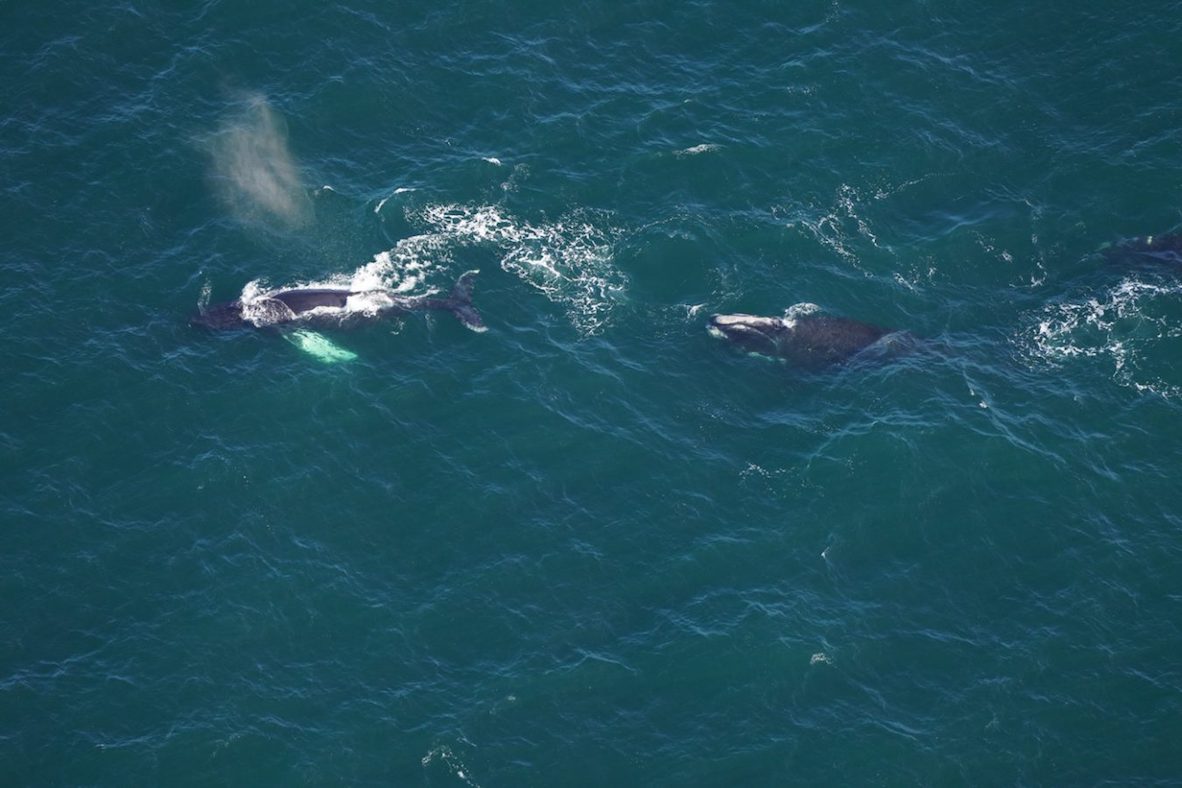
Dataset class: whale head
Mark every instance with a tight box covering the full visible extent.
[190,300,247,330]
[707,313,789,357]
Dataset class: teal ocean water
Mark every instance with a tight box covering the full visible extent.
[4,2,1182,784]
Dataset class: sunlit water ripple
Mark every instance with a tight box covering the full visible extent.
[3,1,1182,785]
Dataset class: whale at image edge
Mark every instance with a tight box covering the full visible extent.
[191,270,486,333]
[707,311,914,369]
[1099,233,1182,265]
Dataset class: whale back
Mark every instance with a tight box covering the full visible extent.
[708,312,897,369]
[781,315,890,367]
[191,299,246,329]
[1101,233,1182,265]
[271,288,355,315]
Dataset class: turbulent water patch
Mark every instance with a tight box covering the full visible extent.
[1022,276,1182,397]
[411,203,626,334]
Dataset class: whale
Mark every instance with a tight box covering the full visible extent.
[1099,233,1182,265]
[707,311,906,369]
[191,270,485,333]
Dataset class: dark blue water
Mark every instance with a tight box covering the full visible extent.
[4,2,1182,784]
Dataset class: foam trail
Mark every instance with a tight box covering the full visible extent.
[208,95,311,228]
[1023,276,1182,397]
[414,204,625,334]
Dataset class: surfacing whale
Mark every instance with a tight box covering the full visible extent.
[1099,233,1182,265]
[707,311,907,369]
[192,270,485,333]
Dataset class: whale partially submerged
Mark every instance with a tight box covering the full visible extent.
[707,311,907,369]
[1100,233,1182,265]
[192,270,485,333]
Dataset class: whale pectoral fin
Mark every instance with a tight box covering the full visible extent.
[284,329,358,364]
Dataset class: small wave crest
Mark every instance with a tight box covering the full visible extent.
[1021,276,1182,398]
[783,183,882,268]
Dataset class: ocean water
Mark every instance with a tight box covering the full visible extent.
[3,1,1182,784]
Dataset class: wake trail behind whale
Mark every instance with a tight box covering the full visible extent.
[1021,275,1182,398]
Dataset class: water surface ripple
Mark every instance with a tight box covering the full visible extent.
[3,1,1182,785]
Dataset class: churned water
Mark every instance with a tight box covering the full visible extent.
[3,1,1182,784]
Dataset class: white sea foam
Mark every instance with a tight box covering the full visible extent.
[422,745,480,787]
[1022,276,1182,398]
[414,203,625,334]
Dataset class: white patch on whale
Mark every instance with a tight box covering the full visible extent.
[285,330,358,363]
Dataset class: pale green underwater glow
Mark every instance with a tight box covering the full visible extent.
[284,329,358,363]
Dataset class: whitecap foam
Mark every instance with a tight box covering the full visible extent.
[422,745,480,787]
[1021,276,1182,398]
[414,203,626,334]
